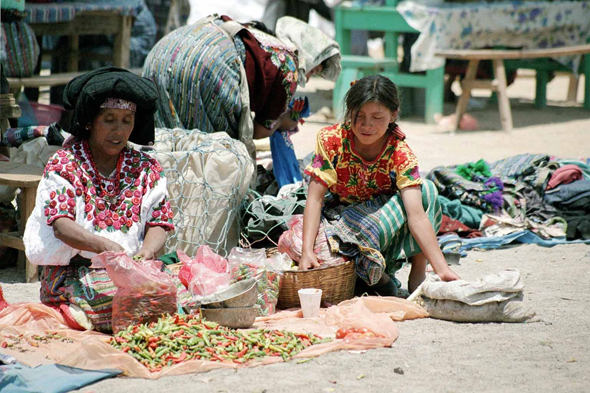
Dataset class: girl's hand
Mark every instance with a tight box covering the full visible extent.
[299,251,321,271]
[437,268,461,282]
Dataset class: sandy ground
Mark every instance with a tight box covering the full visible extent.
[2,73,590,392]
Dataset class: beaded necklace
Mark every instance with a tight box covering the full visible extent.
[83,140,124,205]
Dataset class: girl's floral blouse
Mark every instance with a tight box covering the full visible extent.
[23,141,174,266]
[304,122,422,204]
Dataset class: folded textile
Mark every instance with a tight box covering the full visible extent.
[438,195,484,229]
[480,213,567,239]
[438,214,482,238]
[546,164,583,190]
[544,179,590,206]
[0,364,122,393]
[460,230,590,251]
[556,159,590,180]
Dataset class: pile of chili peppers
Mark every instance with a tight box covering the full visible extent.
[112,281,177,334]
[109,314,330,372]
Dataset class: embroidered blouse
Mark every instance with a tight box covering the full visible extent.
[226,16,299,130]
[24,141,174,266]
[304,122,423,204]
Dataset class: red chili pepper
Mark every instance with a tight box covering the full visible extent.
[236,348,247,358]
[172,352,187,363]
[1,342,7,348]
[122,346,130,353]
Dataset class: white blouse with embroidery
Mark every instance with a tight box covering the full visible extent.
[24,141,174,266]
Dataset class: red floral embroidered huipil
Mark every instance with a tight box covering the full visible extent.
[23,141,174,266]
[304,122,422,204]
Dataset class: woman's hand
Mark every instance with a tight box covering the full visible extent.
[101,239,125,253]
[299,251,321,271]
[277,111,299,131]
[133,248,157,261]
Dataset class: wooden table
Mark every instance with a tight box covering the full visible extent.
[7,2,139,90]
[0,162,44,283]
[436,44,590,133]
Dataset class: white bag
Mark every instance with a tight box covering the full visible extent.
[414,269,536,323]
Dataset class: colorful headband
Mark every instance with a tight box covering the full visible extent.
[350,79,359,87]
[99,98,136,112]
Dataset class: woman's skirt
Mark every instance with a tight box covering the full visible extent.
[323,179,442,286]
[40,258,194,333]
[142,18,244,138]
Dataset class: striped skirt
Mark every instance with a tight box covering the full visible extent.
[324,179,442,286]
[142,18,244,138]
[40,259,195,333]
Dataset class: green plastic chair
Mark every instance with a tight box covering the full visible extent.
[333,0,444,123]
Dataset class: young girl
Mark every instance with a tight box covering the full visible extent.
[299,75,460,296]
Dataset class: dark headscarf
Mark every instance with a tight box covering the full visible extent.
[63,66,158,146]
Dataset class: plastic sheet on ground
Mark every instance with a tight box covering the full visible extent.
[0,297,427,379]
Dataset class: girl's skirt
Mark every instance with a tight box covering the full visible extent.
[40,257,194,333]
[323,179,442,286]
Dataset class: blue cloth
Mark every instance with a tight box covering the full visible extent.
[0,363,121,393]
[438,195,484,229]
[544,179,590,207]
[461,230,590,251]
[270,131,303,189]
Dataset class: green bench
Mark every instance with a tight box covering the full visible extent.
[333,0,444,124]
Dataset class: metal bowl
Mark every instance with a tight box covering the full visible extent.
[200,278,257,308]
[201,306,259,329]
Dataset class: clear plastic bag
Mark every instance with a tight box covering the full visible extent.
[228,247,283,316]
[91,252,177,334]
[177,247,231,298]
[278,214,348,267]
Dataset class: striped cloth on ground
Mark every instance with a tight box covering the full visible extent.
[324,179,442,285]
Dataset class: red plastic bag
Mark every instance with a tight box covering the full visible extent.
[177,246,230,298]
[278,215,348,266]
[91,252,177,334]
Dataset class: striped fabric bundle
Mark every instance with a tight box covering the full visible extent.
[143,20,243,138]
[324,179,442,285]
[24,1,143,24]
[0,21,40,78]
[0,125,49,147]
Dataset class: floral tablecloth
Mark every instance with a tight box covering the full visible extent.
[398,0,590,72]
[25,0,144,24]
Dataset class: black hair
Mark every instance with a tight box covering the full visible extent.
[246,21,275,36]
[344,75,400,126]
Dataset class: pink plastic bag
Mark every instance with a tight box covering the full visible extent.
[0,285,8,311]
[177,246,231,298]
[278,215,347,266]
[91,252,177,333]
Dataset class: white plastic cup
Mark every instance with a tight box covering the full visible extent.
[298,288,322,318]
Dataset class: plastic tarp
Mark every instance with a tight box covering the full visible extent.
[0,364,121,393]
[0,298,427,379]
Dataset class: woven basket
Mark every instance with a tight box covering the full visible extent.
[273,247,356,309]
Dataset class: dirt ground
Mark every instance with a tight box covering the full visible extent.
[2,73,589,392]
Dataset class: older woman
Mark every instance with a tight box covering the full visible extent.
[23,67,187,332]
[142,15,341,150]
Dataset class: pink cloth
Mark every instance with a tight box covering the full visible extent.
[547,165,583,190]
